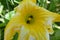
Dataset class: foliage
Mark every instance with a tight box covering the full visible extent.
[0,0,60,40]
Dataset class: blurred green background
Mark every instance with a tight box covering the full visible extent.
[0,0,60,40]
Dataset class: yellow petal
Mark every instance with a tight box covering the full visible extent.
[53,14,60,22]
[4,23,21,40]
[23,0,36,3]
[5,2,49,40]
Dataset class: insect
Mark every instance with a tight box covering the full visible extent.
[4,0,60,40]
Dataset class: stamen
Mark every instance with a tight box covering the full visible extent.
[26,15,33,24]
[27,20,30,24]
[29,15,33,18]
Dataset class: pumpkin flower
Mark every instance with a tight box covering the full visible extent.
[4,0,60,40]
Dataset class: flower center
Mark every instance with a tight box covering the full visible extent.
[26,15,34,24]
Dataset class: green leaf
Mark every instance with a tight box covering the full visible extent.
[0,18,5,27]
[0,28,4,40]
[14,0,22,4]
[48,0,56,12]
[0,23,5,28]
[55,30,60,40]
[37,0,47,8]
[12,32,18,40]
[5,11,15,20]
[0,3,3,14]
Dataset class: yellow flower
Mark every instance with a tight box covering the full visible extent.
[4,0,60,40]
